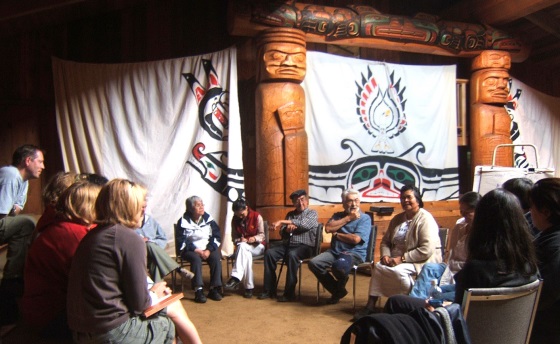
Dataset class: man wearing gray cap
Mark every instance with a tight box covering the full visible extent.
[258,189,319,302]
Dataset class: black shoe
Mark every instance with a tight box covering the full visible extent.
[224,277,240,291]
[208,288,223,301]
[194,289,207,303]
[277,294,296,303]
[257,291,272,300]
[243,289,253,299]
[326,288,348,305]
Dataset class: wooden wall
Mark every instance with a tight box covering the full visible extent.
[0,0,557,216]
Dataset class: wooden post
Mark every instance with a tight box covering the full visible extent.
[255,28,308,210]
[470,50,513,171]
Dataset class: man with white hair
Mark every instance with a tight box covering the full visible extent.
[309,189,371,304]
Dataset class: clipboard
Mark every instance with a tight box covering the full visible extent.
[143,292,184,317]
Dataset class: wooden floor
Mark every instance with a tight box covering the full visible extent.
[2,260,380,344]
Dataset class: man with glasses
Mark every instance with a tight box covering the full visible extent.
[258,189,318,302]
[309,189,371,305]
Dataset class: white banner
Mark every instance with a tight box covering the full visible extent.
[507,78,560,175]
[303,52,459,204]
[53,47,243,255]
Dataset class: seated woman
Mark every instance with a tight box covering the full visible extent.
[224,198,266,298]
[409,191,481,300]
[353,184,441,320]
[385,188,539,315]
[31,171,77,242]
[528,178,560,343]
[22,180,101,339]
[175,195,223,303]
[67,179,201,344]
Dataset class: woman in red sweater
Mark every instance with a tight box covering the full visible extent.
[22,180,101,339]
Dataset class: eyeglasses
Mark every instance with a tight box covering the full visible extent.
[345,198,360,204]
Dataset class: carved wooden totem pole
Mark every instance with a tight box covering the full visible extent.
[470,50,513,170]
[255,28,308,210]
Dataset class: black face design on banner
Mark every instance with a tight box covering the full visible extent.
[183,59,229,141]
[348,156,419,201]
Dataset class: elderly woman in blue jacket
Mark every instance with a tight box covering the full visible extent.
[176,195,223,303]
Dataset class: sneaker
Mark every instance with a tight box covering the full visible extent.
[224,277,240,290]
[208,288,223,301]
[243,289,253,299]
[194,289,207,303]
[179,268,194,280]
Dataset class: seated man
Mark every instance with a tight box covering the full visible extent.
[136,212,193,283]
[0,144,44,326]
[309,189,371,304]
[258,189,319,302]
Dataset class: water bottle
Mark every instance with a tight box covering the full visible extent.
[428,279,443,307]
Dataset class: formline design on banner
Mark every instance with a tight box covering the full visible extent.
[183,59,245,203]
[305,52,459,204]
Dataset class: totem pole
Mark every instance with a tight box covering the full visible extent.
[255,28,308,211]
[470,50,513,170]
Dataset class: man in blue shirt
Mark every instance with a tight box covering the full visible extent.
[309,189,371,304]
[0,144,45,325]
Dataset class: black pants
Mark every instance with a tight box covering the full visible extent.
[182,249,222,290]
[263,244,312,297]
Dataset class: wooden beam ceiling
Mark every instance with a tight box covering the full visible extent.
[440,0,560,25]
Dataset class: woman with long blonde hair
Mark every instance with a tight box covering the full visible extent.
[67,179,201,344]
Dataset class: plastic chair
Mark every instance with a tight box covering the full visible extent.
[461,279,542,344]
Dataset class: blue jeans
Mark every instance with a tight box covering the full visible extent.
[409,263,449,299]
[309,251,359,295]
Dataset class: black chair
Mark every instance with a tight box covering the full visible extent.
[172,224,225,292]
[316,224,378,309]
[276,223,323,299]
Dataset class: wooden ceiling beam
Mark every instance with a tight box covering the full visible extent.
[525,10,560,39]
[440,0,560,25]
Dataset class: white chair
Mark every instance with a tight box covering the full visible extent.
[461,279,542,344]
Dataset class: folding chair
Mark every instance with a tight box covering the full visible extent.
[315,224,378,309]
[461,279,542,344]
[277,223,323,299]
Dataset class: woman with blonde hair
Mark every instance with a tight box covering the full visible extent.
[67,179,201,344]
[22,180,101,339]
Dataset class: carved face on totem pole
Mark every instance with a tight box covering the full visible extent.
[476,69,510,104]
[257,28,307,83]
[471,50,511,105]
